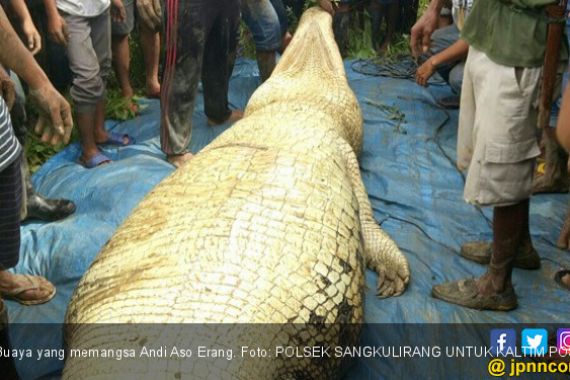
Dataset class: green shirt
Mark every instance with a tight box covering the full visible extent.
[461,0,568,67]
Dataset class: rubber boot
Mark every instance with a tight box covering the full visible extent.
[431,200,529,311]
[21,159,76,222]
[0,301,20,380]
[256,50,277,83]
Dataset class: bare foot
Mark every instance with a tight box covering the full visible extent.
[0,271,55,305]
[207,110,244,126]
[376,41,390,56]
[79,149,112,168]
[94,130,132,146]
[167,152,194,168]
[146,81,161,98]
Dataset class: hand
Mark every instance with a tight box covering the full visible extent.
[410,9,438,58]
[317,0,335,15]
[21,19,42,55]
[136,0,162,31]
[29,84,73,146]
[415,59,437,87]
[111,0,127,23]
[47,14,68,46]
[0,69,15,111]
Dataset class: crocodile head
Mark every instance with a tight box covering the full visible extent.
[246,7,364,156]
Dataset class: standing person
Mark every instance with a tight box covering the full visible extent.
[370,0,401,55]
[242,0,292,82]
[43,0,135,169]
[0,3,72,369]
[412,0,567,310]
[136,0,243,168]
[0,0,76,221]
[111,0,161,110]
[0,4,73,304]
[316,0,354,56]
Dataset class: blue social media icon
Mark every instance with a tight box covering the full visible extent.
[521,329,548,356]
[490,329,516,356]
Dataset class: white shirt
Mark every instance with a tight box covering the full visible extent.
[57,0,110,17]
[452,0,474,31]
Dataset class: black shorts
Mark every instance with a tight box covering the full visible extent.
[112,0,136,36]
[0,154,22,270]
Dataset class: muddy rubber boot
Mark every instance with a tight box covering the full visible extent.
[256,50,277,83]
[460,200,540,269]
[432,201,528,311]
[22,160,76,222]
[0,301,20,380]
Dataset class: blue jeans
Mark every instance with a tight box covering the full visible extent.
[429,24,465,95]
[242,0,288,51]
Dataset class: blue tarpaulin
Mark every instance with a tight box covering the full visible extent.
[7,60,570,379]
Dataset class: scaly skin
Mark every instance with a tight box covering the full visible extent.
[63,8,410,379]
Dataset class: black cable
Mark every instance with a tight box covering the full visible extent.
[351,56,448,85]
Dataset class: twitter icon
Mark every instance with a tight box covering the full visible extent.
[521,329,548,356]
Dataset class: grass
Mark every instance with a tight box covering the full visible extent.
[26,0,430,170]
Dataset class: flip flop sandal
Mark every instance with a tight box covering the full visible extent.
[1,274,56,306]
[98,131,136,147]
[79,152,112,169]
[554,269,570,291]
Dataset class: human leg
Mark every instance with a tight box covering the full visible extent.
[111,35,133,98]
[432,48,542,311]
[241,0,282,82]
[139,20,161,97]
[0,155,55,305]
[202,0,243,124]
[64,14,107,166]
[0,300,19,379]
[111,0,135,100]
[160,0,214,165]
[377,0,400,54]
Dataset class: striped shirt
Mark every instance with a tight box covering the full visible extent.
[0,97,21,172]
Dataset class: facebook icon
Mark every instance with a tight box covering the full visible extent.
[490,329,516,356]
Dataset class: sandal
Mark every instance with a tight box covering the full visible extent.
[555,269,570,291]
[79,152,112,169]
[1,274,56,306]
[98,131,136,147]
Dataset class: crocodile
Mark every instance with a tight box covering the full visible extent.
[63,7,410,379]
